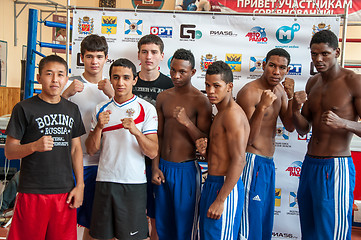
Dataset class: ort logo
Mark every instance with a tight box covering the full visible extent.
[276,23,300,44]
[285,161,302,177]
[288,64,302,76]
[180,24,202,40]
[245,26,267,43]
[150,26,172,38]
[298,131,312,142]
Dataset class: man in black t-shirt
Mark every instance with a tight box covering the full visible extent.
[5,55,85,240]
[133,34,173,240]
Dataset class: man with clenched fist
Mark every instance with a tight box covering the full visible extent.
[236,48,295,240]
[293,30,361,240]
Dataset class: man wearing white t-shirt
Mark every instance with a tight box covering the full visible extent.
[62,34,113,240]
[86,58,158,240]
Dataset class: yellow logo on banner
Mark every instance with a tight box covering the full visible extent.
[102,16,117,34]
[275,188,281,207]
[225,54,242,72]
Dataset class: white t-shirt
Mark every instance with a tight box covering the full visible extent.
[65,75,110,166]
[91,95,158,184]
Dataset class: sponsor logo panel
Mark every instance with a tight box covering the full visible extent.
[225,54,242,72]
[200,54,217,72]
[78,16,94,35]
[150,26,172,38]
[180,24,202,41]
[101,16,117,34]
[285,161,303,177]
[245,26,268,43]
[288,64,302,76]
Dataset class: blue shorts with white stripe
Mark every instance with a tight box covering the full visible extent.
[298,154,355,240]
[199,175,244,240]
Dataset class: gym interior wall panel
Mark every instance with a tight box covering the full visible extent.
[0,87,20,116]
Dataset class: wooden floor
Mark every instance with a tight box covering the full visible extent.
[353,227,361,240]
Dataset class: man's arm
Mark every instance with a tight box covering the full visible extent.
[196,138,208,158]
[292,91,312,136]
[85,110,111,156]
[322,73,361,136]
[207,111,250,219]
[62,79,84,99]
[5,135,53,160]
[279,78,295,132]
[98,78,114,99]
[122,118,158,159]
[236,87,276,145]
[67,137,84,209]
[152,95,165,185]
[173,95,212,142]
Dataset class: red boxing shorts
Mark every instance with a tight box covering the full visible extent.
[7,192,77,240]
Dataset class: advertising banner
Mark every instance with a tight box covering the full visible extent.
[72,10,340,239]
[175,0,361,20]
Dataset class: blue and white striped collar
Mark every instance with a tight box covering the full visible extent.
[113,95,137,108]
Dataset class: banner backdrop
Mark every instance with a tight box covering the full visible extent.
[176,0,361,21]
[72,10,340,239]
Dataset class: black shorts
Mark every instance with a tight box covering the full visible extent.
[89,182,148,239]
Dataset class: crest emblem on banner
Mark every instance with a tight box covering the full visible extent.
[78,16,94,35]
[102,16,117,34]
[200,54,217,72]
[312,23,331,35]
[131,0,165,9]
[124,19,143,35]
[249,56,265,73]
[225,54,242,72]
[289,192,298,208]
[275,188,281,207]
[276,126,289,140]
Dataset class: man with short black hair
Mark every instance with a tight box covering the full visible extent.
[237,48,295,240]
[293,29,361,239]
[62,34,113,240]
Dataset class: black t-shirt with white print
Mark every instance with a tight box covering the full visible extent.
[6,95,85,194]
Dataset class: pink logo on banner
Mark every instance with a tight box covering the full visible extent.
[286,161,302,177]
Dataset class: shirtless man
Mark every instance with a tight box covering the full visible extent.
[236,48,295,240]
[152,48,212,240]
[133,34,173,240]
[196,61,250,240]
[293,30,361,240]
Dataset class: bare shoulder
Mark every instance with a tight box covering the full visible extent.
[344,68,361,86]
[223,103,248,127]
[156,88,174,102]
[236,81,256,97]
[343,69,361,97]
[305,75,319,94]
[236,81,260,104]
[190,87,211,106]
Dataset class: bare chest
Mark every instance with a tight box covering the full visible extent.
[308,80,353,116]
